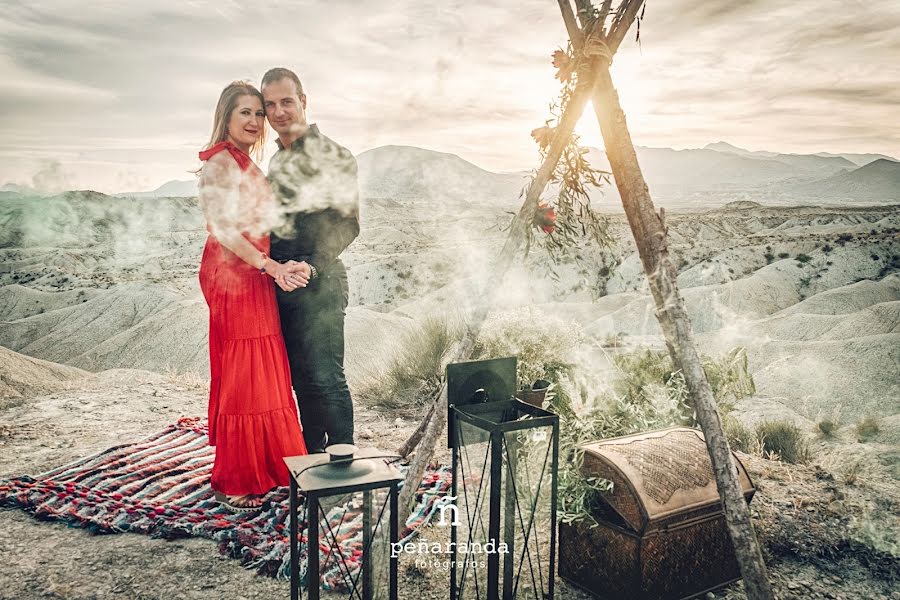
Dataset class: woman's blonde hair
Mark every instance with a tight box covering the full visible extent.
[204,81,266,161]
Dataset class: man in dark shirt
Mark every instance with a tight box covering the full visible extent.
[261,67,359,453]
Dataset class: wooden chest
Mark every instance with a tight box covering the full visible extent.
[558,427,755,600]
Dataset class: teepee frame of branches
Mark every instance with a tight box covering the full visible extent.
[395,2,774,598]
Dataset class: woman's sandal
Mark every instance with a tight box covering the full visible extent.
[214,491,265,514]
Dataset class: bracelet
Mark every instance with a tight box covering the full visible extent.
[259,253,268,274]
[308,263,318,279]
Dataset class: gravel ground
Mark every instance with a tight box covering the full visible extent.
[1,375,898,599]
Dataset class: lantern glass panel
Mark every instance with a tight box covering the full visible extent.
[304,489,394,599]
[451,400,558,600]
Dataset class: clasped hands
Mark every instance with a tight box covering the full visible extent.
[269,260,311,292]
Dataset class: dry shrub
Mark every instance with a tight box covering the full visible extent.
[755,420,811,464]
[817,419,838,437]
[600,332,625,348]
[360,316,460,409]
[856,416,880,442]
[840,460,864,486]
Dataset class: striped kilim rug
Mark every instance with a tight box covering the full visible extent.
[0,417,452,591]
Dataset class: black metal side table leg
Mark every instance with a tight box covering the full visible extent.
[308,493,320,600]
[290,479,300,600]
[389,484,399,600]
[363,490,373,600]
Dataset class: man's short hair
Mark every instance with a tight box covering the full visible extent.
[261,67,304,97]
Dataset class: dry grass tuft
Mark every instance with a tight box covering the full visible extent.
[358,316,459,409]
[756,420,811,464]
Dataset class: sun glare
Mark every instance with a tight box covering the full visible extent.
[573,56,649,151]
[575,111,605,150]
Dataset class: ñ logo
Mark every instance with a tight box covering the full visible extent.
[437,496,460,526]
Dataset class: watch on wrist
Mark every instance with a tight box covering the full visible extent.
[259,253,269,274]
[308,263,318,279]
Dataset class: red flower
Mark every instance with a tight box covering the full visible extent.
[535,203,556,234]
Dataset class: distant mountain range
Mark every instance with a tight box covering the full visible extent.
[702,141,894,167]
[790,159,900,201]
[355,143,899,207]
[357,145,527,207]
[116,179,199,198]
[0,183,45,197]
[4,142,897,205]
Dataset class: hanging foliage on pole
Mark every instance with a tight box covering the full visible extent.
[521,44,614,271]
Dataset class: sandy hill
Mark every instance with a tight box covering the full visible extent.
[0,284,186,367]
[588,249,898,338]
[746,301,900,342]
[738,334,898,421]
[0,278,410,394]
[688,275,900,419]
[780,275,900,315]
[0,345,90,401]
[0,285,99,321]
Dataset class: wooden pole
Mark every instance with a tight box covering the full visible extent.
[555,2,775,598]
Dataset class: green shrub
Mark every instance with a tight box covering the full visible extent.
[755,421,810,463]
[702,347,756,412]
[795,254,812,264]
[856,417,880,441]
[778,252,790,259]
[724,416,757,453]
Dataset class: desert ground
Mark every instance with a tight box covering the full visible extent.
[1,145,899,599]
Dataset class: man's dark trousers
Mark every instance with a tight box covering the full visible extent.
[276,260,353,453]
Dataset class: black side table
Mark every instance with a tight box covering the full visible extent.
[284,446,403,600]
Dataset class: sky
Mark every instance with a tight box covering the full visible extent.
[2,0,898,194]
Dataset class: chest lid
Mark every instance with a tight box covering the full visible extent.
[579,427,754,534]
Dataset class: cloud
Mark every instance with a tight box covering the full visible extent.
[0,0,897,192]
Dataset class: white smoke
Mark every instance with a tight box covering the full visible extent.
[31,160,72,194]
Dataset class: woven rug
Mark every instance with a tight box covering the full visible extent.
[0,417,452,590]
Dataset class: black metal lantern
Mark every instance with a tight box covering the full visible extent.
[285,445,403,600]
[447,357,560,600]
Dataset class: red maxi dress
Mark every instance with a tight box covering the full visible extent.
[197,141,307,496]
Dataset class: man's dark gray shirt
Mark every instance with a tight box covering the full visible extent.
[268,124,360,272]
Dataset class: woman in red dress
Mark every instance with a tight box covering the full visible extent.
[197,81,308,512]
